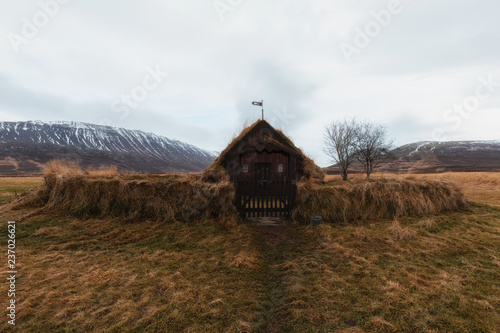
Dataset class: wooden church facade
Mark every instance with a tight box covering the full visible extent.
[220,121,304,219]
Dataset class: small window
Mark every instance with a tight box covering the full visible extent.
[278,164,284,173]
[243,164,249,173]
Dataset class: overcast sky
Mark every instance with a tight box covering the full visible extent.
[1,0,499,166]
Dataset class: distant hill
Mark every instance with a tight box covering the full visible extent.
[325,140,500,174]
[0,121,215,174]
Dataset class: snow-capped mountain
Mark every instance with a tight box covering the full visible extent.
[0,121,216,174]
[394,140,500,157]
[325,140,500,174]
[386,140,500,172]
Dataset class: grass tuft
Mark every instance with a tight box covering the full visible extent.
[390,218,416,241]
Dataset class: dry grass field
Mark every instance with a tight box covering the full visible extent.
[0,172,499,332]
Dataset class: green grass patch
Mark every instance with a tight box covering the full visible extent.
[0,177,43,203]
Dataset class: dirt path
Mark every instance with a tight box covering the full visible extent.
[251,224,291,332]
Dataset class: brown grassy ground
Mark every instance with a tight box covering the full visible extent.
[277,208,500,332]
[0,172,499,332]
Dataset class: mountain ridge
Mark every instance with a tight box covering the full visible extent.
[0,121,215,174]
[325,140,500,174]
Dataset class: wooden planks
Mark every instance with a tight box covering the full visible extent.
[236,174,292,219]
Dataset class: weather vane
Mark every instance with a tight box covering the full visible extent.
[252,100,264,120]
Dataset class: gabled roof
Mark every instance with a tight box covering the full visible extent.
[202,120,325,182]
[217,120,303,165]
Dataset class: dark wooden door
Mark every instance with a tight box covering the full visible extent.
[236,162,293,219]
[255,163,271,195]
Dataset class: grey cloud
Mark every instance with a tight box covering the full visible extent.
[0,0,499,162]
[347,0,500,76]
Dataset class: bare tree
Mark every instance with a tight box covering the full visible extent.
[324,119,361,181]
[355,122,393,179]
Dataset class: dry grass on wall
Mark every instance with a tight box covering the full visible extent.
[293,179,468,224]
[326,172,500,206]
[400,172,500,207]
[15,160,470,226]
[19,160,238,223]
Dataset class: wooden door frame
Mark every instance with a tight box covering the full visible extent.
[235,151,295,219]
